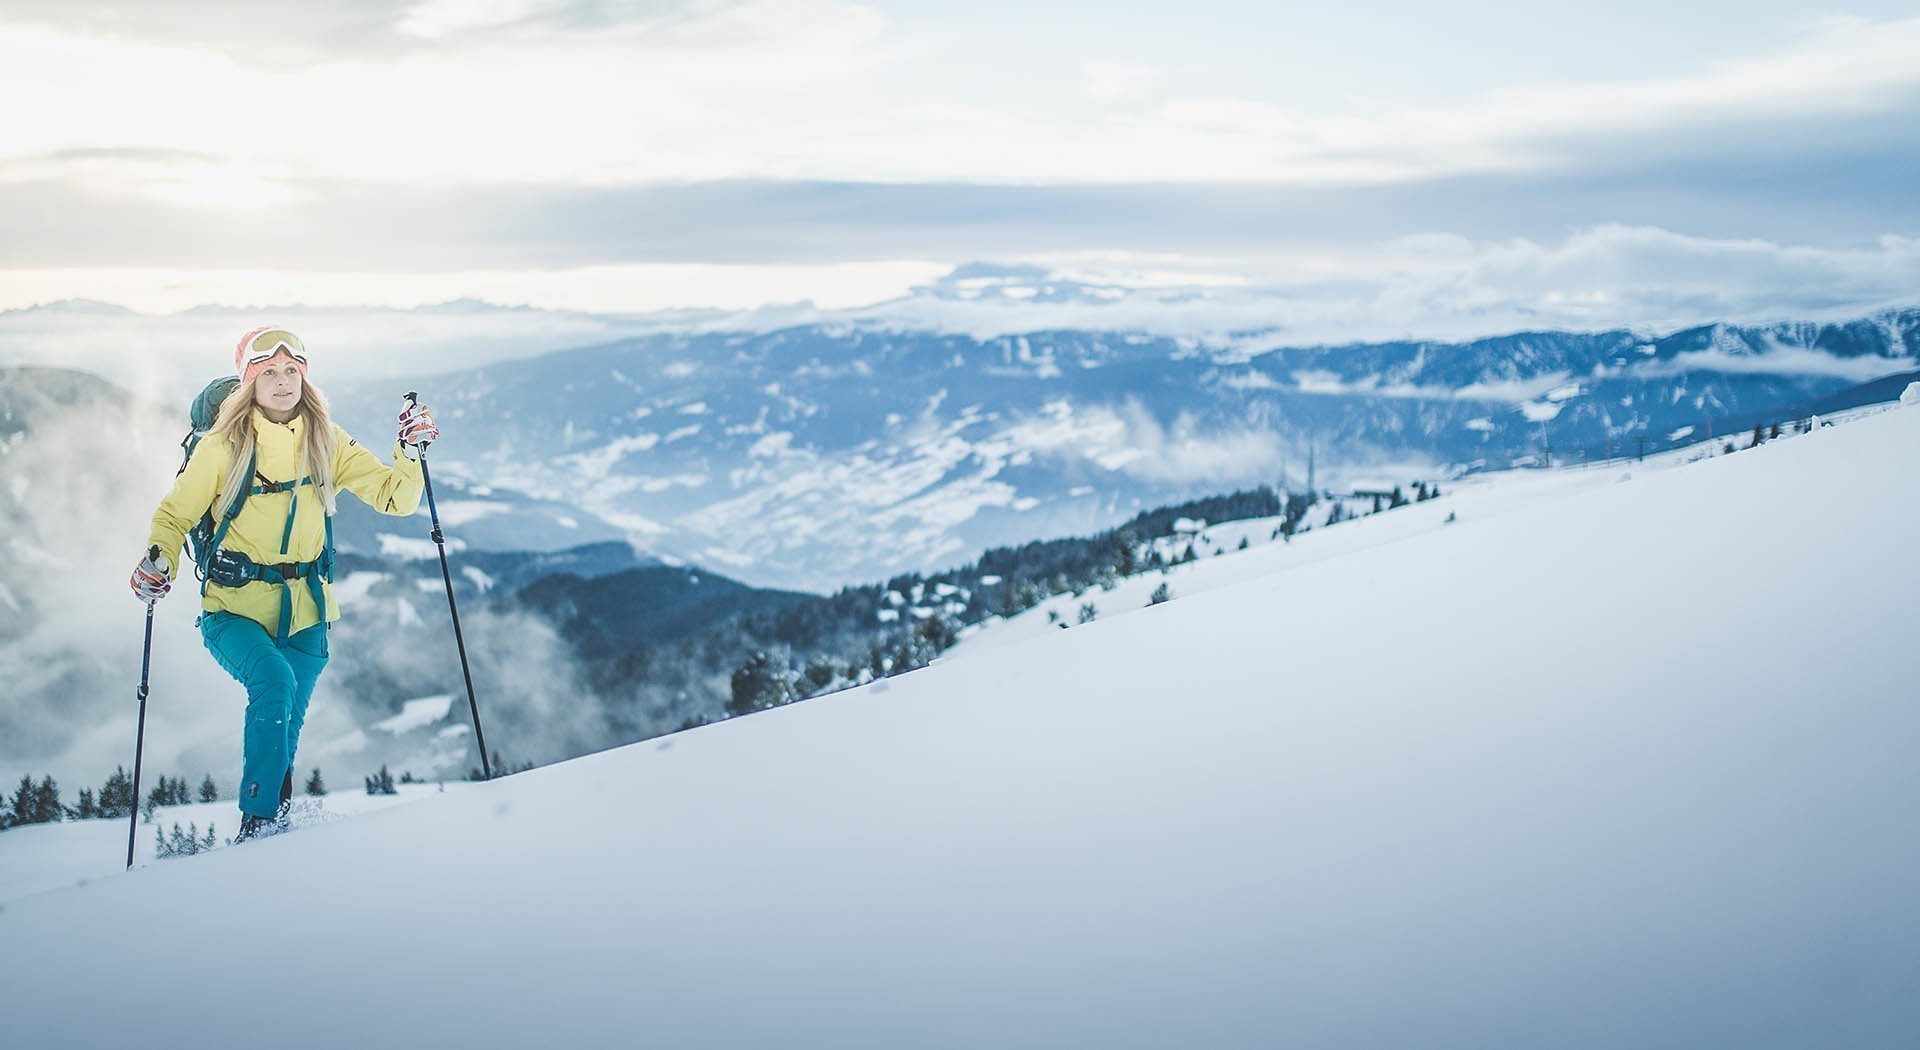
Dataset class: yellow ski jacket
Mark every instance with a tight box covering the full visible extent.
[147,409,424,636]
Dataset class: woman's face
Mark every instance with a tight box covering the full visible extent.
[253,356,303,418]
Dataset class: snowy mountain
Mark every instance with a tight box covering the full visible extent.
[5,395,1915,1048]
[330,308,1920,591]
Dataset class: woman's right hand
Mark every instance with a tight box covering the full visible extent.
[130,550,171,603]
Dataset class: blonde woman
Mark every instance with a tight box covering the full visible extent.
[130,326,440,841]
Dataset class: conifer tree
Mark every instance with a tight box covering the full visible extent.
[10,775,34,827]
[33,776,61,824]
[892,630,937,673]
[728,649,795,715]
[802,655,838,695]
[305,768,327,796]
[199,774,218,803]
[99,766,135,819]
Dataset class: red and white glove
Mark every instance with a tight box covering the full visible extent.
[130,551,171,603]
[398,402,439,454]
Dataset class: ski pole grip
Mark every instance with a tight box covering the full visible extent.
[402,391,431,452]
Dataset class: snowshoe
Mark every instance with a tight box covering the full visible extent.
[233,813,287,844]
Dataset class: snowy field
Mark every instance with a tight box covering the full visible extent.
[0,784,462,904]
[2,402,1917,1048]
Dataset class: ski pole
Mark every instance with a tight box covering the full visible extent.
[128,545,159,870]
[405,392,493,780]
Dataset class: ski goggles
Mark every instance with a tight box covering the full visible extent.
[239,327,307,367]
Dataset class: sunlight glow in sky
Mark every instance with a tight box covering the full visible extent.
[2,2,1917,324]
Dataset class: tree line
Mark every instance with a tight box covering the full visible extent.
[0,768,221,830]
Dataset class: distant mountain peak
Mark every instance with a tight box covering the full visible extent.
[0,299,138,318]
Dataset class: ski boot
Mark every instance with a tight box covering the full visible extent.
[275,768,294,831]
[234,813,281,843]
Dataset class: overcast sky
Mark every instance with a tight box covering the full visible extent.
[3,1,1918,331]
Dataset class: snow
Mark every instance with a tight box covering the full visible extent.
[329,570,389,603]
[377,533,466,560]
[1519,399,1564,421]
[0,785,462,905]
[429,500,510,527]
[461,565,496,593]
[3,405,1918,1046]
[1903,380,1920,406]
[371,695,455,735]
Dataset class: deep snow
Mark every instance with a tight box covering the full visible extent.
[2,403,1917,1049]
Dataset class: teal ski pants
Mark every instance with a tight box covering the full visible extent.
[200,611,329,819]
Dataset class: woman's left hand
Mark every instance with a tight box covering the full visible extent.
[399,402,440,450]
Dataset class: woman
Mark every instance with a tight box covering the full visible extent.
[130,326,440,841]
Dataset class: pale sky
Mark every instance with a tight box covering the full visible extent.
[3,1,1918,323]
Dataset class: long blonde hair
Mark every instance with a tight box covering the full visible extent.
[208,376,338,520]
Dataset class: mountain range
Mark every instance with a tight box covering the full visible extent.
[327,307,1920,591]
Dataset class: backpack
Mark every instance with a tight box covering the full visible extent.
[179,376,334,639]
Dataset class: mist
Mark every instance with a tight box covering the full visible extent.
[0,371,635,803]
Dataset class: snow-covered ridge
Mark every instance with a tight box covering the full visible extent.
[331,308,1917,593]
[4,399,1916,1046]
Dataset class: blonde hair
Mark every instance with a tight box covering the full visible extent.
[209,375,338,520]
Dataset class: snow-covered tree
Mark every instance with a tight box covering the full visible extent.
[729,649,795,716]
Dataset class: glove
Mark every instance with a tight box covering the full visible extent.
[399,401,439,456]
[130,551,171,603]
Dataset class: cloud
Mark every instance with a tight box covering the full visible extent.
[6,225,1920,359]
[6,11,1919,191]
[1082,61,1158,102]
[995,399,1287,486]
[0,0,824,64]
[831,227,1920,345]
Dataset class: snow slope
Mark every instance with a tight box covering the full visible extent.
[4,405,1918,1048]
[0,785,462,904]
